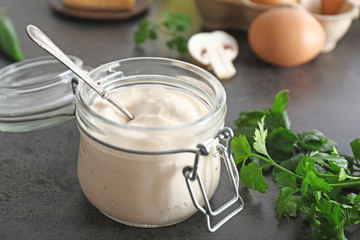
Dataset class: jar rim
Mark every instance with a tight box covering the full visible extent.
[76,57,226,132]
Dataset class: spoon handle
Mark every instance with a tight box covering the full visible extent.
[26,25,134,120]
[26,24,103,96]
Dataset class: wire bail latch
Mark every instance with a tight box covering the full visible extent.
[183,127,244,232]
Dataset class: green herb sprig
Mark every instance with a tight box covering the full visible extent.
[232,90,360,240]
[134,11,190,54]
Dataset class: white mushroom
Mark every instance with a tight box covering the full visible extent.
[188,30,239,80]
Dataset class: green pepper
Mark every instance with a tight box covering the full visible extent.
[0,10,23,61]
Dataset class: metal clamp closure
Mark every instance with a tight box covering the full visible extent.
[183,127,244,232]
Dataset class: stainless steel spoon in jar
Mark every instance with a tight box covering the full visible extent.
[26,24,134,121]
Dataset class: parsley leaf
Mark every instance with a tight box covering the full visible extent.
[234,110,265,144]
[276,187,301,218]
[345,193,360,207]
[231,135,251,165]
[240,162,269,194]
[134,19,155,44]
[308,199,346,240]
[166,35,187,53]
[272,89,289,113]
[310,152,348,171]
[301,171,332,195]
[351,138,360,160]
[253,116,269,157]
[133,11,190,54]
[338,168,348,182]
[264,108,291,131]
[341,205,360,225]
[267,127,298,163]
[295,155,316,177]
[163,11,190,33]
[296,129,336,153]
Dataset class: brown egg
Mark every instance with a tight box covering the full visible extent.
[251,0,298,5]
[248,7,326,67]
[322,0,346,14]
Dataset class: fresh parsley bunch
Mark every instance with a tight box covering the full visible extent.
[232,90,360,240]
[134,11,190,54]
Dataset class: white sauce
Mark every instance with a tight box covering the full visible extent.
[94,86,209,128]
[77,86,221,226]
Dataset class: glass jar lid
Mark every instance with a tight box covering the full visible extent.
[0,55,83,132]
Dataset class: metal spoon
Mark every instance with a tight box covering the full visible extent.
[26,24,134,121]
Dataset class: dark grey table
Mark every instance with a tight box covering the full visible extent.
[1,0,359,239]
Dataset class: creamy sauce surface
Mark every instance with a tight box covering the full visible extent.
[92,86,208,127]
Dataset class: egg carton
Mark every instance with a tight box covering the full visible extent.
[194,0,359,53]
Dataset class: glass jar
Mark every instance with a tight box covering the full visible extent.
[75,57,243,231]
[0,55,83,132]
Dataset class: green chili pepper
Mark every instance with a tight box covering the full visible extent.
[0,10,23,61]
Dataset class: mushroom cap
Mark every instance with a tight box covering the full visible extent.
[187,30,239,66]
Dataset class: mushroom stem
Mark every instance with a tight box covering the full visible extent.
[206,43,237,80]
